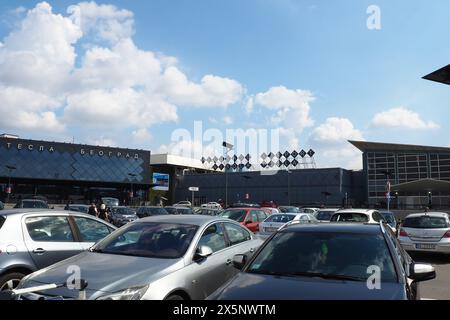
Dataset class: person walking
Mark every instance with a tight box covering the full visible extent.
[98,203,108,221]
[88,203,98,216]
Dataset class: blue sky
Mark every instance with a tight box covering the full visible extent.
[0,0,449,169]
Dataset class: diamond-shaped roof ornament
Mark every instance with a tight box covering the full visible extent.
[245,154,251,161]
[277,160,283,167]
[233,155,238,162]
[225,164,231,170]
[212,164,218,170]
[268,152,274,159]
[261,161,267,168]
[284,160,291,167]
[207,157,212,163]
[232,163,238,170]
[219,156,224,162]
[219,164,225,170]
[201,157,206,164]
[300,150,307,158]
[291,159,299,167]
[226,155,231,162]
[261,153,267,160]
[291,151,299,158]
[308,149,315,157]
[245,163,252,169]
[268,161,274,168]
[239,164,245,170]
[284,151,291,158]
[238,154,244,161]
[213,156,218,162]
[277,152,283,158]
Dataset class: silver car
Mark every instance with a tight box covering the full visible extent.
[399,212,450,254]
[17,215,263,300]
[0,209,116,291]
[259,213,318,237]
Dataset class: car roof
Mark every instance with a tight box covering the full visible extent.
[1,209,90,217]
[405,212,449,219]
[318,208,339,212]
[335,209,376,215]
[282,222,382,235]
[139,206,167,208]
[138,214,220,226]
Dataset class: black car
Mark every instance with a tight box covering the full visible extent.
[14,199,49,209]
[110,206,138,227]
[136,206,169,218]
[208,223,435,300]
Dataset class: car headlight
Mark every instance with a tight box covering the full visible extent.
[97,285,149,300]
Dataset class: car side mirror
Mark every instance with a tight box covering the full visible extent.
[194,245,213,262]
[245,220,253,225]
[232,254,247,270]
[410,263,436,282]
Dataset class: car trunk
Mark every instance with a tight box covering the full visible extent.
[403,227,448,242]
[402,215,449,242]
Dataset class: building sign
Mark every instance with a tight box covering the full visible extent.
[153,173,170,191]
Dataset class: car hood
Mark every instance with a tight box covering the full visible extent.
[210,273,406,300]
[20,251,184,299]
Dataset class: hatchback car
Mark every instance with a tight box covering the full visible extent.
[136,206,169,218]
[259,213,318,237]
[109,207,138,227]
[16,215,263,300]
[0,209,116,291]
[219,208,268,233]
[330,209,384,224]
[208,223,435,300]
[398,212,450,254]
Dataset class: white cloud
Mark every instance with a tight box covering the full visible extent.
[309,117,364,169]
[223,116,233,125]
[68,1,134,44]
[0,1,245,142]
[244,96,254,114]
[158,140,216,159]
[371,107,440,130]
[132,128,152,143]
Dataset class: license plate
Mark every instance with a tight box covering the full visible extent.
[416,244,436,250]
[264,227,278,233]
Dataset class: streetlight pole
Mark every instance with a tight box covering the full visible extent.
[5,165,16,204]
[222,141,234,208]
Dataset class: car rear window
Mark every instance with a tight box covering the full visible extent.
[331,213,369,223]
[403,216,448,229]
[264,214,295,223]
[220,209,247,222]
[316,211,333,221]
[0,216,5,229]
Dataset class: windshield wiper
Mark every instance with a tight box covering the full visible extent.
[285,272,366,282]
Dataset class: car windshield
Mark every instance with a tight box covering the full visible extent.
[165,208,179,214]
[23,200,48,208]
[220,209,247,222]
[316,211,334,221]
[264,214,295,224]
[279,207,300,213]
[103,198,119,207]
[331,213,369,223]
[177,208,193,215]
[246,231,397,282]
[381,213,395,224]
[114,208,136,215]
[93,222,198,259]
[403,216,448,229]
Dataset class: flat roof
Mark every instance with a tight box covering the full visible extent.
[423,64,450,86]
[349,140,450,153]
[392,178,450,193]
[150,153,212,170]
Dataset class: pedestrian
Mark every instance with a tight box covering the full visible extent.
[98,203,108,221]
[88,203,98,216]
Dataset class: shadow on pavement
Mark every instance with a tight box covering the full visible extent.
[409,252,450,265]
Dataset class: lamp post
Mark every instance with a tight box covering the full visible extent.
[222,141,234,208]
[5,165,16,204]
[128,173,137,205]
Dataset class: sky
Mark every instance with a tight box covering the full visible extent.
[0,0,449,169]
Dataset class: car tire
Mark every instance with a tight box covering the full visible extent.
[165,294,184,301]
[0,272,26,291]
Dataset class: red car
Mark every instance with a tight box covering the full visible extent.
[220,207,268,232]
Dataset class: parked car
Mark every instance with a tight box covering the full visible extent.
[208,223,436,300]
[278,206,300,213]
[0,201,4,211]
[300,207,319,214]
[136,206,169,218]
[380,211,397,234]
[64,204,90,214]
[201,202,222,210]
[228,203,261,208]
[101,197,119,208]
[164,206,179,215]
[175,207,195,215]
[219,208,268,233]
[261,207,280,215]
[195,208,223,216]
[398,212,450,254]
[173,201,192,207]
[16,215,263,300]
[14,199,49,209]
[0,209,116,291]
[259,213,318,237]
[330,209,384,224]
[315,209,339,222]
[260,201,278,208]
[109,207,138,227]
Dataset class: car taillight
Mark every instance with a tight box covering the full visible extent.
[399,228,409,237]
[443,231,450,238]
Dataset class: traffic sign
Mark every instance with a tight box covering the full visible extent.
[189,187,199,192]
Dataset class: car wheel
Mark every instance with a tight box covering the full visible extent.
[0,272,26,291]
[165,294,184,301]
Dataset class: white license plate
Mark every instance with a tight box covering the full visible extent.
[416,244,436,250]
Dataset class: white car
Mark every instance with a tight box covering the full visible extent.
[330,209,384,224]
[258,213,318,237]
[201,202,222,210]
[399,212,450,254]
[173,201,192,207]
[300,207,319,214]
[314,208,339,222]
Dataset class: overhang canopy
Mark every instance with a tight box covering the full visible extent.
[423,64,450,86]
[392,179,450,193]
[348,140,450,153]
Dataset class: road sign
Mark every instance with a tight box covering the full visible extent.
[189,187,199,192]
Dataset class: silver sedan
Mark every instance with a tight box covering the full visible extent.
[17,215,263,300]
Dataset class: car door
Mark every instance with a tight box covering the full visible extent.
[22,215,81,269]
[71,216,115,250]
[244,210,259,232]
[184,222,229,299]
[256,210,268,230]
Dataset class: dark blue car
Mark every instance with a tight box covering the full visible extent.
[208,223,435,300]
